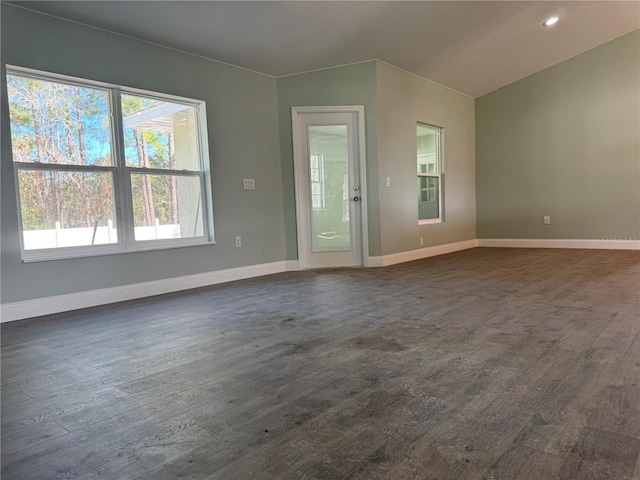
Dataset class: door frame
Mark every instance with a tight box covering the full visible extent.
[291,106,370,269]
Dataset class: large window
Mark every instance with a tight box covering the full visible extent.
[417,123,443,224]
[6,67,213,260]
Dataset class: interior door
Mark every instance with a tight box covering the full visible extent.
[292,107,365,269]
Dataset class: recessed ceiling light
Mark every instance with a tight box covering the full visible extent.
[543,16,559,27]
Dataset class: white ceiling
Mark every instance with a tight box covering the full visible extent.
[7,1,640,97]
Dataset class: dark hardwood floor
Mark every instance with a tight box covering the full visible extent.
[2,247,639,480]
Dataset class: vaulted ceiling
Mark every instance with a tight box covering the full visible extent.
[7,1,640,97]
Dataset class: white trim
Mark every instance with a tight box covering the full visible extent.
[376,59,473,99]
[477,238,640,250]
[418,219,442,226]
[366,256,385,268]
[369,239,478,267]
[276,59,377,79]
[0,260,299,323]
[367,237,640,268]
[356,107,370,267]
[285,260,301,271]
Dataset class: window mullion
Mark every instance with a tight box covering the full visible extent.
[127,166,201,177]
[110,87,133,249]
[13,162,115,174]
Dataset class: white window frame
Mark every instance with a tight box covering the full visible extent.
[417,122,443,225]
[7,66,214,262]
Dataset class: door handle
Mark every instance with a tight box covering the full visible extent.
[353,196,360,202]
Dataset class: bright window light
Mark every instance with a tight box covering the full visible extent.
[7,67,214,260]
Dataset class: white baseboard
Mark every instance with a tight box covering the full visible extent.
[4,237,636,323]
[477,238,640,250]
[1,260,301,323]
[366,256,385,267]
[285,260,301,271]
[369,239,478,267]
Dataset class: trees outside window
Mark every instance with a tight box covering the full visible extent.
[7,67,212,259]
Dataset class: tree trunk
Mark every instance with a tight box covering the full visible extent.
[31,100,50,227]
[169,133,178,224]
[31,97,46,164]
[73,86,87,165]
[37,171,48,228]
[135,131,156,225]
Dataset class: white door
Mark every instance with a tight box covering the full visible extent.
[292,107,366,269]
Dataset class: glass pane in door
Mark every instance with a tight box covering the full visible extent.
[308,125,351,252]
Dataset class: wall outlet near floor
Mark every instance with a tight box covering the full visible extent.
[420,236,424,247]
[243,178,255,190]
[235,236,242,248]
[543,216,551,225]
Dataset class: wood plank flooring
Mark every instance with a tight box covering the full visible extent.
[2,247,639,479]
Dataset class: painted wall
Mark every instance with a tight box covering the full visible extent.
[276,62,380,257]
[476,30,640,241]
[277,60,476,259]
[376,62,477,255]
[1,5,286,303]
[9,3,632,312]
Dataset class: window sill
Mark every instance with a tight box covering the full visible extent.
[21,239,216,263]
[418,219,442,225]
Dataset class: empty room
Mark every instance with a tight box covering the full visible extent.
[1,1,639,479]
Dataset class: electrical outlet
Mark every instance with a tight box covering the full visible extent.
[543,216,551,225]
[420,236,424,247]
[243,178,255,190]
[235,236,242,248]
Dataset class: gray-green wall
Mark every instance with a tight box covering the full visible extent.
[276,62,380,256]
[1,5,286,303]
[376,62,476,255]
[476,30,640,240]
[277,60,476,258]
[9,4,631,309]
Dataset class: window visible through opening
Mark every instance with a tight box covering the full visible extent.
[417,123,443,223]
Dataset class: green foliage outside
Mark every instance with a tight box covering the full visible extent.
[8,75,179,233]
